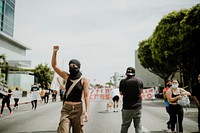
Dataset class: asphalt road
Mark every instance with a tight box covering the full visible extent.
[0,99,199,133]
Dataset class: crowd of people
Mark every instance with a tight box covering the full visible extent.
[0,82,61,116]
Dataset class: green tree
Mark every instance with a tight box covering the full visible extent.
[151,10,187,63]
[138,39,177,83]
[0,54,8,82]
[146,4,200,88]
[34,63,54,85]
[179,4,200,87]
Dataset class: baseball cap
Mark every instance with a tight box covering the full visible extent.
[126,67,135,76]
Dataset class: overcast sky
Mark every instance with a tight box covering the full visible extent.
[13,0,200,85]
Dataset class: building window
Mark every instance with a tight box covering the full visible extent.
[0,0,15,37]
[0,0,5,31]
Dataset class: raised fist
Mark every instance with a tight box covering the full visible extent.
[53,46,59,52]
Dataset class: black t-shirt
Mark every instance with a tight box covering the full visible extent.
[119,76,143,109]
[192,83,200,102]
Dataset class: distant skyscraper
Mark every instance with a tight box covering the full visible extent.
[0,0,15,37]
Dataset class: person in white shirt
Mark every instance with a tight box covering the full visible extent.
[30,85,39,110]
[12,87,22,110]
[110,88,120,112]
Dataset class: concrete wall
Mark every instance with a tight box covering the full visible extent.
[7,73,34,91]
[135,50,164,88]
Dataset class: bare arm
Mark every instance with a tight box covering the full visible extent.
[163,91,167,100]
[51,46,69,80]
[82,77,90,122]
[180,88,191,96]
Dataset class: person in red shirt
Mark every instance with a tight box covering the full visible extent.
[163,80,172,129]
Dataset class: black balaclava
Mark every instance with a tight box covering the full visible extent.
[68,59,82,80]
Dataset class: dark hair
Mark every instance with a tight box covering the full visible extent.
[8,89,12,93]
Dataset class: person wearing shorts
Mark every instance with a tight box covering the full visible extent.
[110,88,120,112]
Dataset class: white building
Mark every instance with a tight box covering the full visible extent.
[0,0,34,92]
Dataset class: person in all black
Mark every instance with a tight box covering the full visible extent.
[44,83,51,104]
[0,89,12,117]
[59,89,64,101]
[192,74,200,132]
[51,45,90,133]
[119,67,143,133]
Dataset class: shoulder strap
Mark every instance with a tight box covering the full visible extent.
[65,76,82,100]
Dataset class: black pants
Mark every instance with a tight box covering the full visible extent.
[169,104,183,132]
[31,100,37,110]
[1,98,12,114]
[14,98,19,107]
[44,95,49,103]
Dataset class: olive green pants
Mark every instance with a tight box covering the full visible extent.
[57,103,84,133]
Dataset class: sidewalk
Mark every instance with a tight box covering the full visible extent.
[0,96,31,108]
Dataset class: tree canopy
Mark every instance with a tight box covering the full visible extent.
[138,39,177,81]
[138,3,200,87]
[34,63,54,85]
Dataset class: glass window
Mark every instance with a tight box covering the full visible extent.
[0,0,4,31]
[6,0,14,9]
[3,2,14,36]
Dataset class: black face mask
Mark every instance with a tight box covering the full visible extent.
[167,84,172,87]
[69,67,79,75]
[69,67,82,80]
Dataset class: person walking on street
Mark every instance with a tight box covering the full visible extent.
[44,83,51,104]
[166,79,191,133]
[30,84,39,110]
[51,90,57,102]
[119,67,143,133]
[51,45,90,133]
[110,87,120,112]
[0,89,13,117]
[13,87,22,110]
[192,74,200,132]
[163,80,172,129]
[40,87,46,103]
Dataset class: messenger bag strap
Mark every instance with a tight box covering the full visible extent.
[65,76,82,100]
